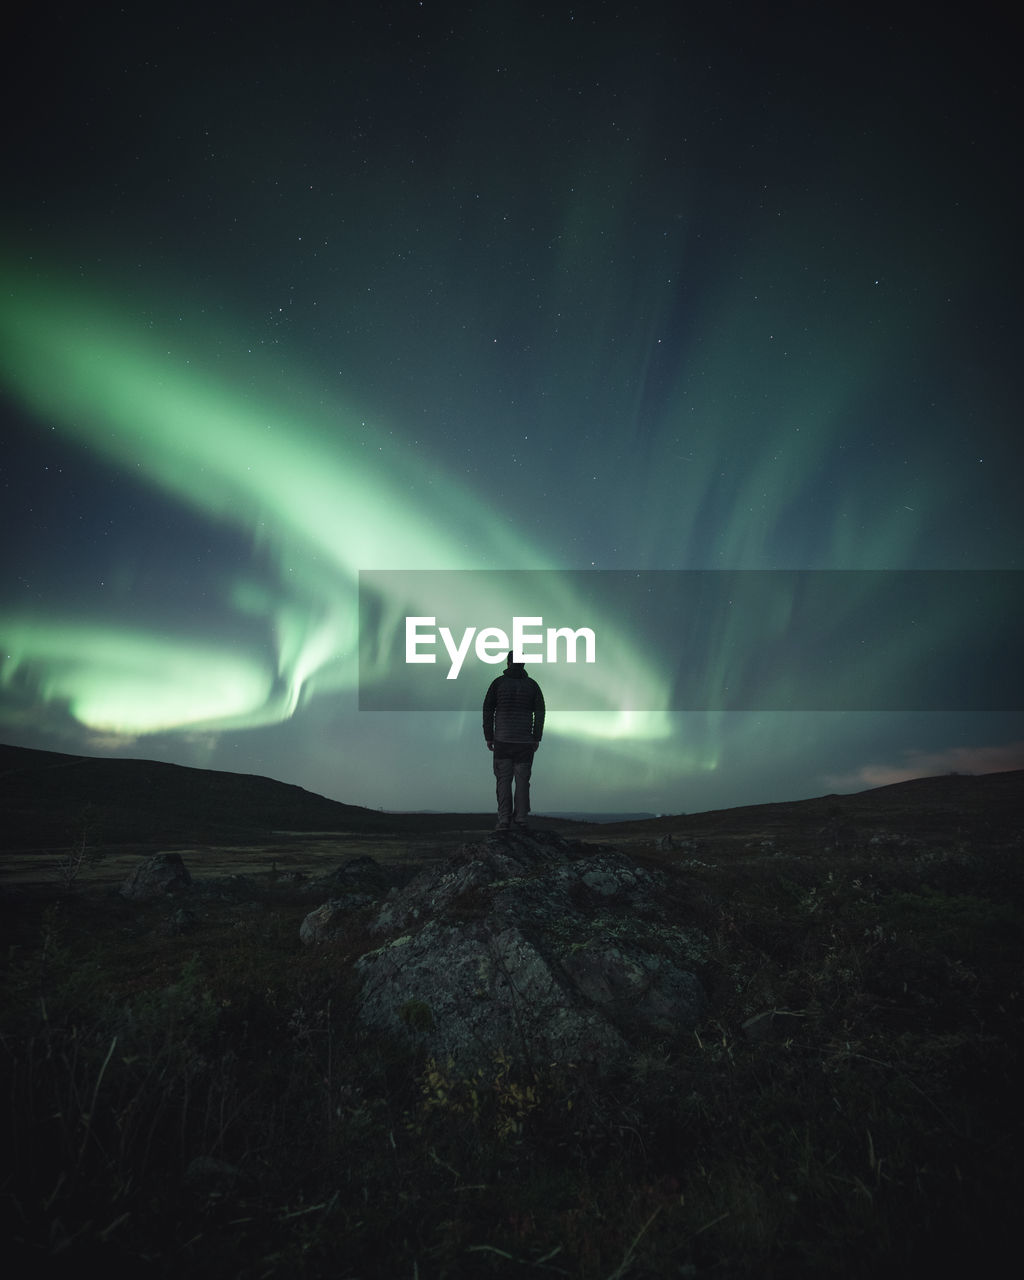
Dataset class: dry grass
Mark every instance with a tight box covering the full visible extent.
[2,822,1022,1277]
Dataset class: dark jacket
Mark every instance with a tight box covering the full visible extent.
[483,665,545,745]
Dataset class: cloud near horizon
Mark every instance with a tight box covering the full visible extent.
[826,743,1024,791]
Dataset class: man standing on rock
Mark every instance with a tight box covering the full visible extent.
[483,651,545,830]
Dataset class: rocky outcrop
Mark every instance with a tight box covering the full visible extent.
[340,828,708,1070]
[119,851,193,900]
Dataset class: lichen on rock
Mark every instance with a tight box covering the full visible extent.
[335,828,709,1070]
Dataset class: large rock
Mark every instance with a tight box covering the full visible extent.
[342,828,708,1070]
[120,851,193,900]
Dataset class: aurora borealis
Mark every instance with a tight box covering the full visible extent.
[2,2,1021,814]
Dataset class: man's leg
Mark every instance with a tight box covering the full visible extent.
[493,753,514,827]
[512,757,533,825]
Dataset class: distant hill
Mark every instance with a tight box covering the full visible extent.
[536,812,659,824]
[2,741,1021,855]
[592,768,1024,849]
[0,743,394,851]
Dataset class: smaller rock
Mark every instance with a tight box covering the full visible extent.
[300,895,375,945]
[309,855,394,897]
[120,852,192,900]
[328,855,388,886]
[168,906,197,934]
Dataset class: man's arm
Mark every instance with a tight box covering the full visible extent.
[532,682,546,741]
[482,678,498,746]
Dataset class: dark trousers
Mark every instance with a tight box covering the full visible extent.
[492,741,535,825]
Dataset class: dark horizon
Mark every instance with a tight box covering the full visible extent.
[4,741,1021,858]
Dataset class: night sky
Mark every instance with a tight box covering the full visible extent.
[2,1,1021,815]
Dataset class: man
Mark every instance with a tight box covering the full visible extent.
[482,651,545,830]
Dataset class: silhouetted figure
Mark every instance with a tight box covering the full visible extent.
[483,652,545,829]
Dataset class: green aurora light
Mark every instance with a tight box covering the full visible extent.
[0,262,680,755]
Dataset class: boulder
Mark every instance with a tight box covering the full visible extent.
[299,894,377,945]
[342,828,708,1070]
[298,855,398,942]
[119,851,193,900]
[309,855,394,896]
